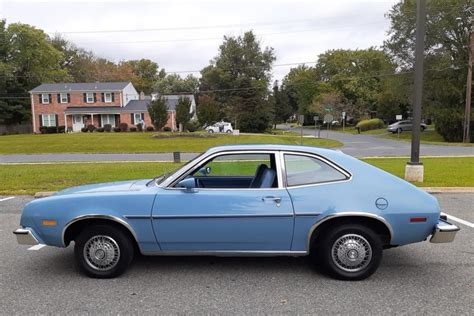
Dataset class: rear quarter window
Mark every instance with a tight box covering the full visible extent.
[284,154,348,186]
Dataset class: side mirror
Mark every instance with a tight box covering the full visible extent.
[198,166,211,176]
[177,178,198,193]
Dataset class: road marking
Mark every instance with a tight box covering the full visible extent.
[441,212,474,228]
[0,196,15,202]
[28,244,46,251]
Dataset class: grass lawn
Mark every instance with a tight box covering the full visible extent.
[381,129,474,147]
[1,157,472,195]
[0,132,342,154]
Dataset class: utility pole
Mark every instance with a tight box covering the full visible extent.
[463,16,473,143]
[405,0,426,182]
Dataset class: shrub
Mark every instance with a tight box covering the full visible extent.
[57,125,66,133]
[146,126,154,132]
[96,127,104,132]
[103,124,112,132]
[130,127,137,132]
[433,109,473,142]
[355,118,384,132]
[163,126,172,132]
[113,127,121,132]
[81,127,88,133]
[136,123,143,132]
[39,126,65,134]
[186,120,200,132]
[119,122,128,132]
[86,124,96,132]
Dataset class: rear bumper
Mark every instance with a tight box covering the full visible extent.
[430,219,460,243]
[13,228,39,245]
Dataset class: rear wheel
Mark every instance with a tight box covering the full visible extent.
[318,224,382,280]
[74,224,134,278]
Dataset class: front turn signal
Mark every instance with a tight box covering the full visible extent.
[42,220,57,226]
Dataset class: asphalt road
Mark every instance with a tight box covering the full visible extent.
[283,126,474,158]
[0,194,473,314]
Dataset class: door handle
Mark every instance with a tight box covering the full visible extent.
[262,196,281,207]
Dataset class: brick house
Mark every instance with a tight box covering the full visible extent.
[29,82,196,133]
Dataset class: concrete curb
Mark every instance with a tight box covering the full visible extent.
[421,187,474,193]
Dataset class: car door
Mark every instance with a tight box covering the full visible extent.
[152,151,295,252]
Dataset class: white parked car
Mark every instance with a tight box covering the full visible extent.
[206,122,233,134]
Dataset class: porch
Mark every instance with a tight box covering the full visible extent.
[64,107,122,132]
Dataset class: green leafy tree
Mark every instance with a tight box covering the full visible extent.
[154,74,199,94]
[271,81,294,127]
[197,95,220,126]
[120,59,159,94]
[199,31,276,132]
[384,0,472,141]
[147,97,168,131]
[175,97,193,130]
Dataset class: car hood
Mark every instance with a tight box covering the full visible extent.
[55,179,151,196]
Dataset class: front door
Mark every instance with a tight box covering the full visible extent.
[72,115,83,132]
[152,152,295,252]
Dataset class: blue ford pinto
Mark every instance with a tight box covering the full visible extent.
[14,145,459,280]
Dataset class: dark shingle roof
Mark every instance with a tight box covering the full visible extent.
[30,82,131,93]
[123,95,194,112]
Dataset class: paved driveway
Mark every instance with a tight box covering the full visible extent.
[0,194,473,314]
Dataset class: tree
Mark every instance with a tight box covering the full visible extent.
[197,95,220,126]
[271,81,294,127]
[120,59,159,94]
[384,0,472,141]
[315,48,395,120]
[147,97,168,131]
[199,31,276,132]
[0,21,71,124]
[175,97,193,131]
[154,74,199,94]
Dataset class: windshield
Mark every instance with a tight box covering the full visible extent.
[148,152,206,187]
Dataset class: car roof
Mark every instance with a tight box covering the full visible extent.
[205,144,343,158]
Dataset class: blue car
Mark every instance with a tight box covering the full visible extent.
[14,145,459,280]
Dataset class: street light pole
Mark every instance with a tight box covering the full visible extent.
[405,0,426,182]
[463,20,473,143]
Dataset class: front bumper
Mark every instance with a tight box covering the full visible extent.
[430,219,460,243]
[13,228,39,245]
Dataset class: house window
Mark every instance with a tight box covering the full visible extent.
[104,92,112,103]
[133,113,143,125]
[60,93,68,103]
[41,94,50,104]
[101,114,116,127]
[86,92,94,103]
[42,114,56,127]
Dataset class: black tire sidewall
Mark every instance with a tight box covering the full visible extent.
[74,224,134,278]
[320,224,382,281]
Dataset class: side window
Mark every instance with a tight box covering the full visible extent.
[200,154,271,177]
[284,154,347,186]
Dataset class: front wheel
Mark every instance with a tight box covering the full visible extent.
[74,224,134,278]
[319,224,382,280]
[207,129,214,133]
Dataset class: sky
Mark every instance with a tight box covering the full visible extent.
[1,0,399,81]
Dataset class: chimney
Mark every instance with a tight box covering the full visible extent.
[139,91,145,100]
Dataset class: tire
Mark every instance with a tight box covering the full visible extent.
[74,224,134,278]
[318,224,382,281]
[207,129,214,133]
[226,130,232,134]
[397,128,402,133]
[421,126,426,132]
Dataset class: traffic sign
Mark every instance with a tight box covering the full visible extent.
[396,115,402,120]
[323,114,334,123]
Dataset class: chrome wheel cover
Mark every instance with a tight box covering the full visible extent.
[83,235,120,271]
[331,234,372,273]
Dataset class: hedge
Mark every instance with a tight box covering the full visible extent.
[355,118,385,132]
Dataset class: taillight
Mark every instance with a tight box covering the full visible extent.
[410,217,427,223]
